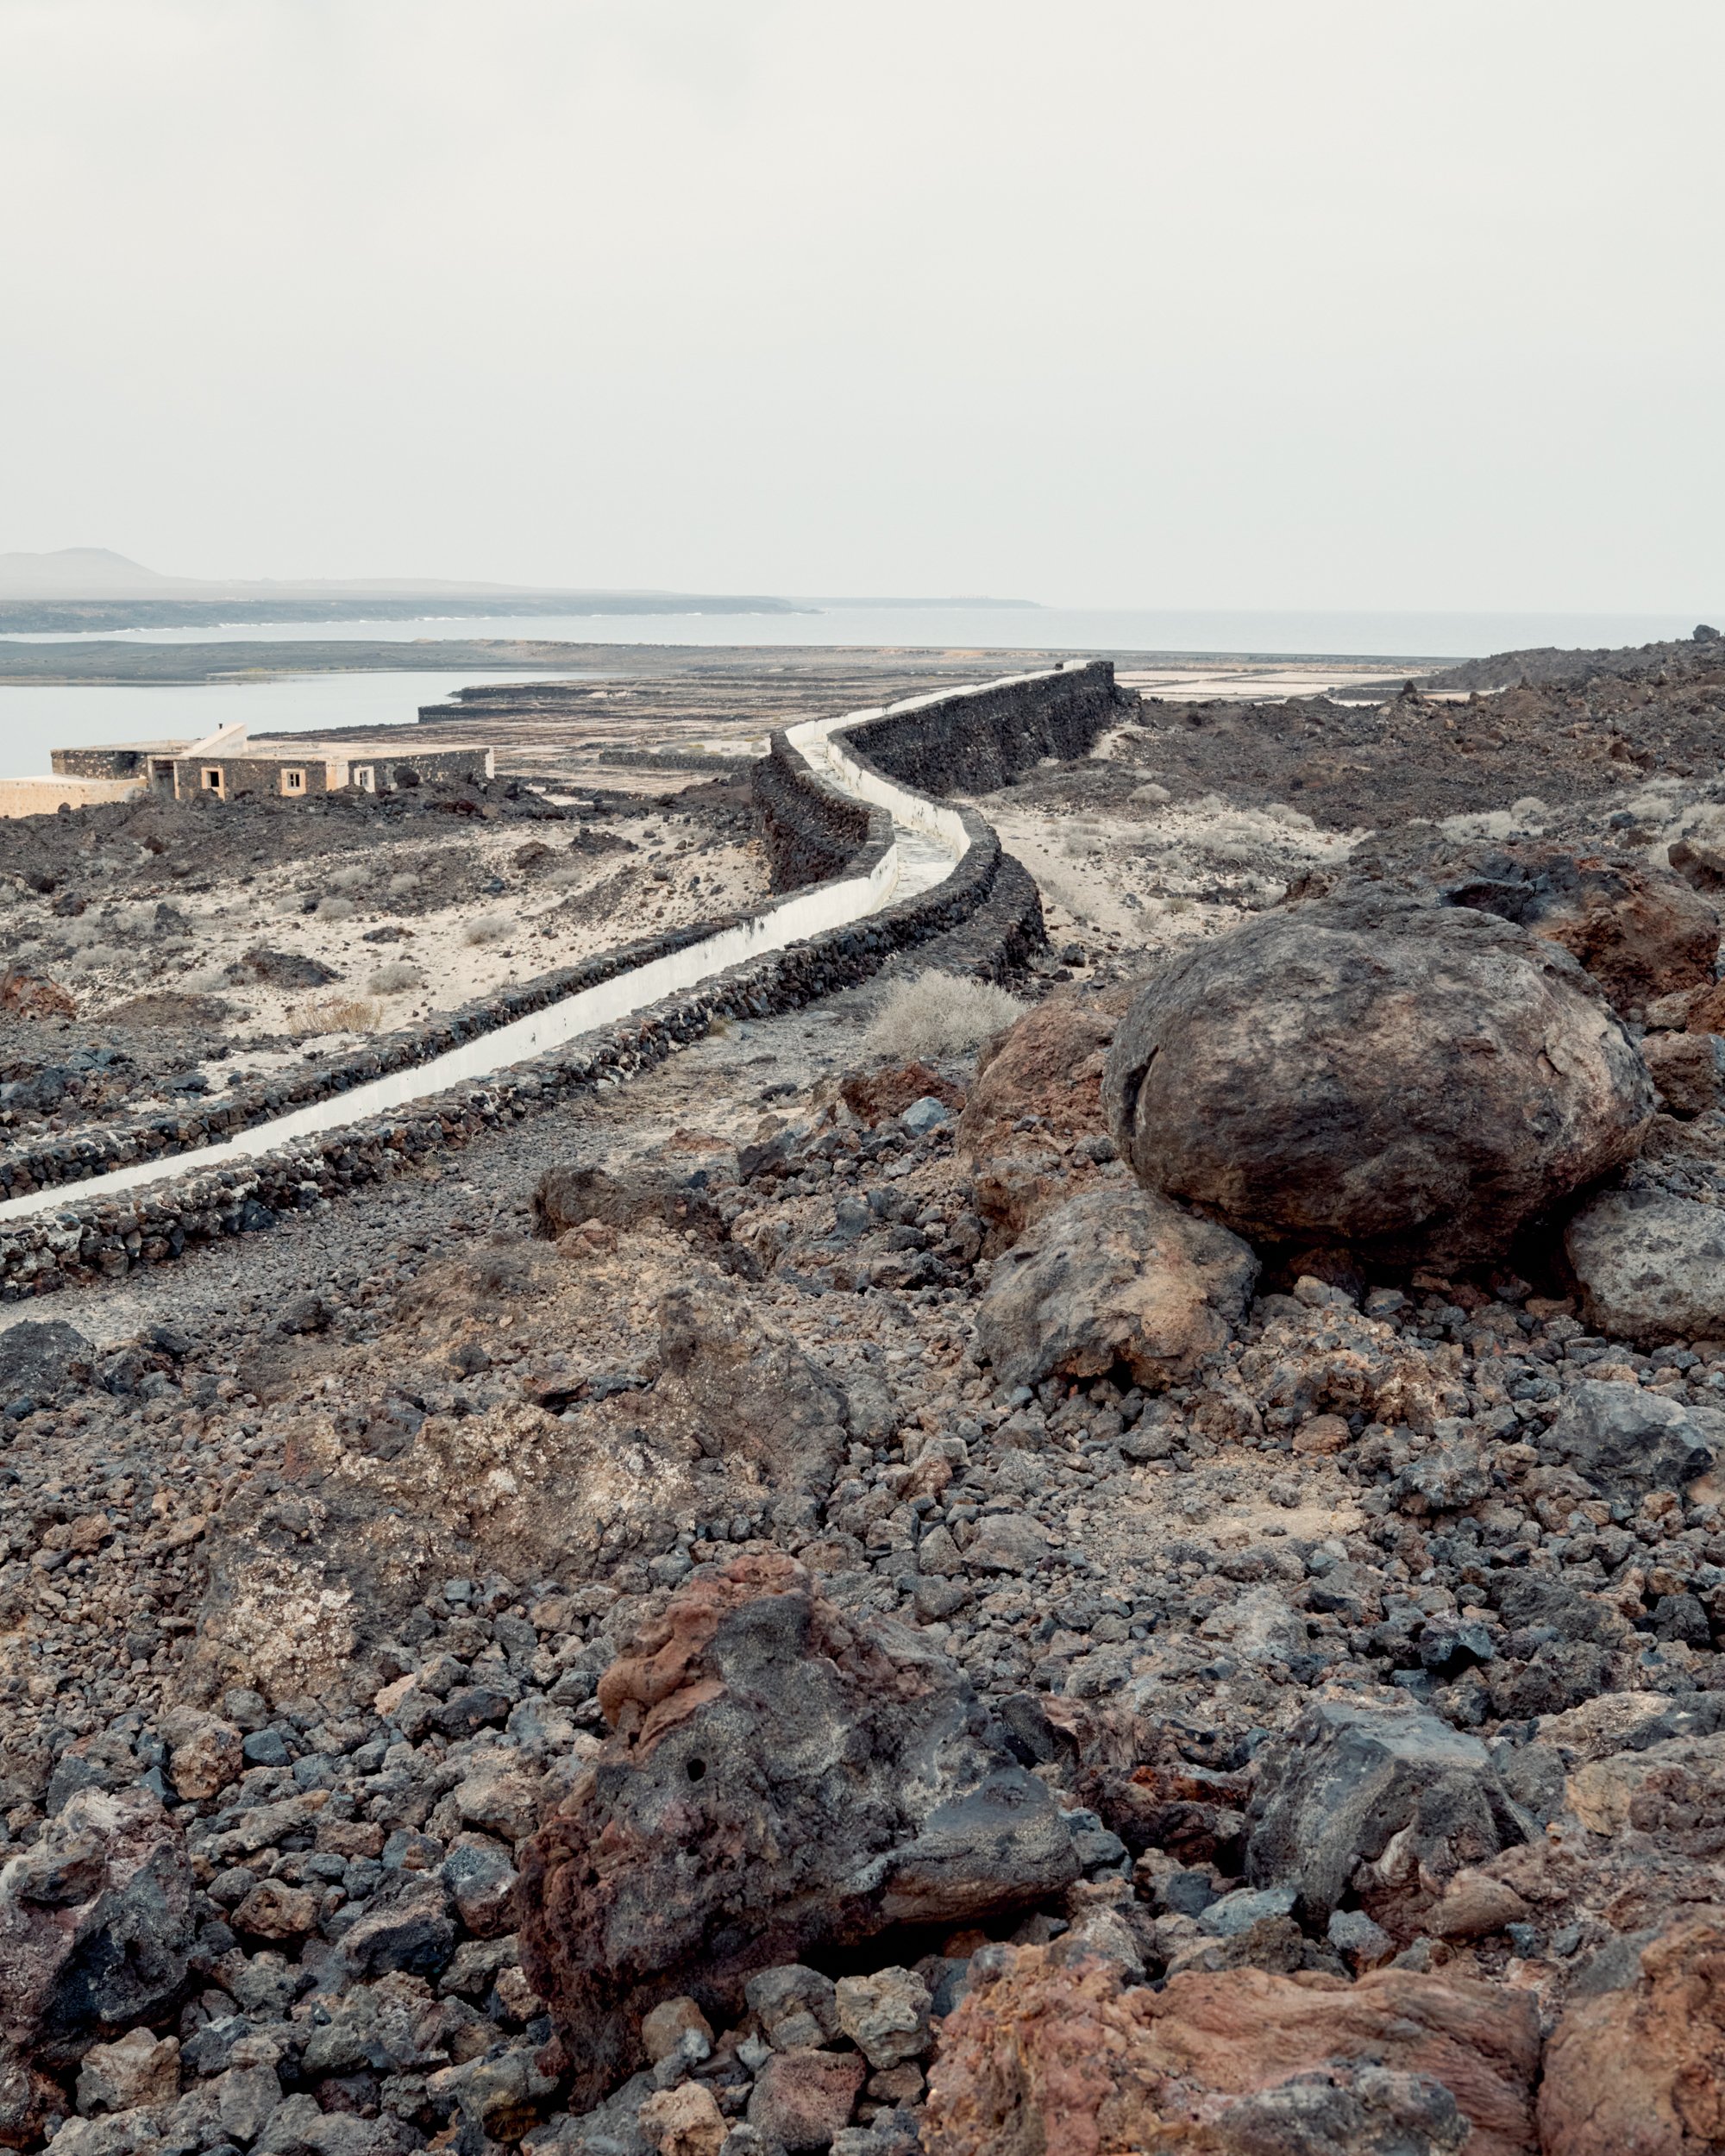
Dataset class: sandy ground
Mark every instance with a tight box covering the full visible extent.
[974,788,1358,954]
[0,805,770,1134]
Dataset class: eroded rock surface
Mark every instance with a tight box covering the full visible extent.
[956,993,1121,1245]
[517,1554,1078,2106]
[1103,891,1653,1268]
[923,1942,1539,2156]
[1567,1187,1725,1344]
[972,1187,1258,1393]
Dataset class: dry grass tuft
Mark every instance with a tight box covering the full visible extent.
[287,992,382,1037]
[863,968,1026,1064]
[367,961,423,995]
[464,913,511,946]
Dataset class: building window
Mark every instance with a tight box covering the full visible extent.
[280,768,306,795]
[353,766,375,793]
[201,768,224,795]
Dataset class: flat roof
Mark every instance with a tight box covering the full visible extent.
[66,739,194,755]
[66,736,486,760]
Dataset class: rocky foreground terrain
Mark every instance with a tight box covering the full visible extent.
[5,632,1725,2156]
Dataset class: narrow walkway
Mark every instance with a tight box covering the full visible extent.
[0,679,1000,1228]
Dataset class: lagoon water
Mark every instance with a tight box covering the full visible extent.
[0,603,1704,786]
[0,669,558,784]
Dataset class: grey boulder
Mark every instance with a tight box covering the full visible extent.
[1103,890,1653,1267]
[1548,1378,1722,1496]
[1243,1700,1527,1926]
[1566,1188,1725,1344]
[971,1185,1258,1391]
[0,1318,93,1407]
[0,1786,195,2082]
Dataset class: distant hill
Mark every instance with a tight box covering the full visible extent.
[0,548,801,613]
[0,548,175,595]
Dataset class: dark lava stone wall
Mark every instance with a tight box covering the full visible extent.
[0,804,1036,1299]
[846,659,1131,797]
[753,661,1127,892]
[753,733,889,893]
[0,666,1085,1292]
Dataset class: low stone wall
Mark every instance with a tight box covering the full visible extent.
[0,802,1024,1297]
[0,919,740,1205]
[753,732,888,891]
[845,658,1131,797]
[0,662,1093,1293]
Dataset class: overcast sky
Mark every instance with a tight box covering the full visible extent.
[2,1,1720,611]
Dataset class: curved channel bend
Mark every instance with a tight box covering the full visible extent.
[0,674,1032,1228]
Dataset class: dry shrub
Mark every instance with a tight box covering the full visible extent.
[464,913,511,946]
[367,961,423,995]
[317,896,357,920]
[327,864,371,892]
[287,992,381,1037]
[863,968,1026,1064]
[386,872,422,896]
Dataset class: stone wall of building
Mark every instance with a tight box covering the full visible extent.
[0,775,147,818]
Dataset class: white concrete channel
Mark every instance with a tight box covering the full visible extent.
[0,667,1054,1230]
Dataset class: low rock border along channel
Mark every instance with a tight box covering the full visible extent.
[0,661,1133,1299]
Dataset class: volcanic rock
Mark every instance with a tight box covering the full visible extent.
[747,2048,867,2153]
[0,965,76,1020]
[1102,889,1653,1267]
[839,1063,966,1127]
[1640,1029,1725,1118]
[957,993,1120,1243]
[0,1785,195,2132]
[971,1187,1257,1393]
[1301,834,1720,1012]
[1567,1188,1725,1343]
[1242,1699,1527,1928]
[1538,1907,1725,2155]
[0,1319,94,1408]
[516,1553,1080,2107]
[1546,1378,1722,1497]
[533,1161,716,1240]
[656,1282,850,1494]
[1564,1730,1725,1851]
[921,1943,1538,2156]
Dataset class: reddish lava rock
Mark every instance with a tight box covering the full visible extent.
[922,1943,1539,2156]
[1538,1908,1725,2156]
[517,1555,1078,2109]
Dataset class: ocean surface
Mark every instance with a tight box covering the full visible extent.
[0,604,1706,787]
[0,601,1705,657]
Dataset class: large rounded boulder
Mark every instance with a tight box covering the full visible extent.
[1293,835,1719,1015]
[1102,890,1653,1269]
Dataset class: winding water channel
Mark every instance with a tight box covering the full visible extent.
[0,673,1028,1228]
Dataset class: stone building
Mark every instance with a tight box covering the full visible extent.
[50,721,492,804]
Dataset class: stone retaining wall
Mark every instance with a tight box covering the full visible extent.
[753,732,888,892]
[0,920,741,1206]
[844,658,1130,797]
